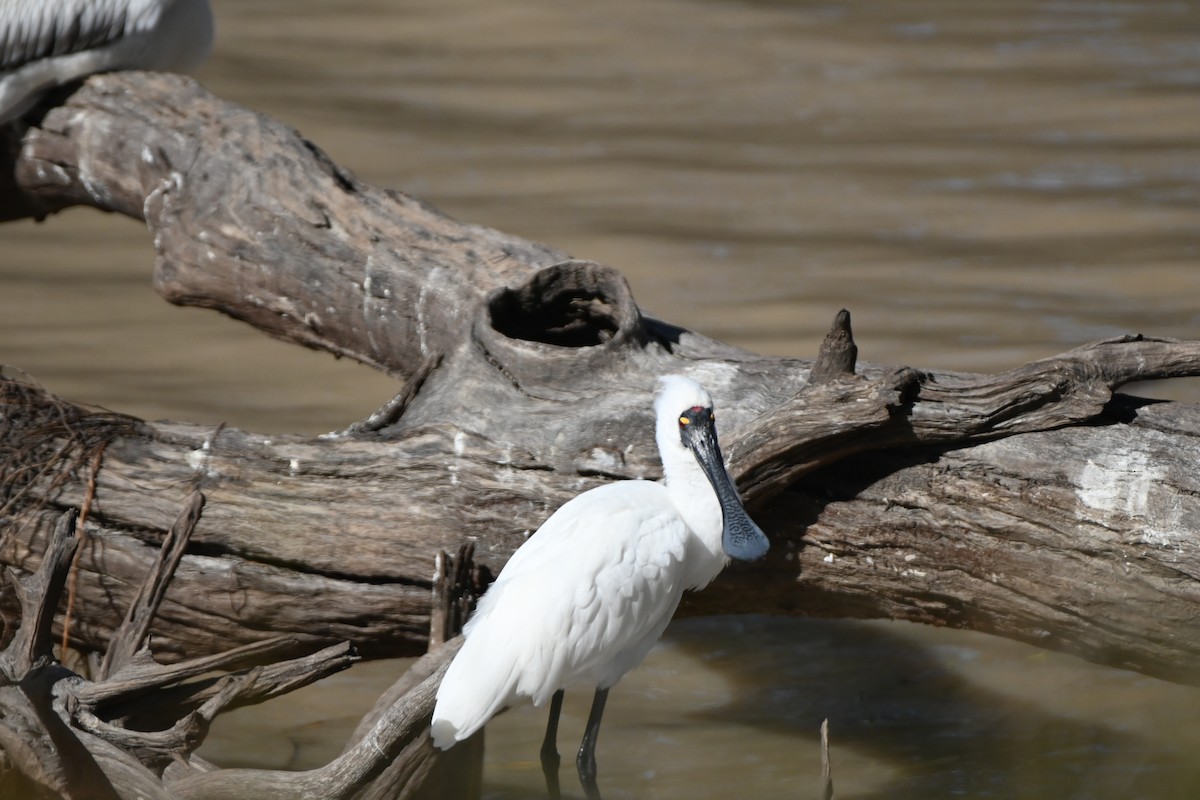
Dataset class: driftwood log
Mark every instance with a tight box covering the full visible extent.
[3,71,1200,796]
[0,495,476,799]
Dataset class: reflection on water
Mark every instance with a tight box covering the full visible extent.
[200,618,1200,799]
[485,618,1200,798]
[3,0,1200,795]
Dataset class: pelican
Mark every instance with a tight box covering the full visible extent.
[431,375,770,797]
[0,0,214,124]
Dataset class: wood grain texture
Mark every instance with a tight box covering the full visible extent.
[2,69,1200,798]
[2,74,1199,678]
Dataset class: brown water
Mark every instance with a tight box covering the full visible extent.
[3,0,1200,797]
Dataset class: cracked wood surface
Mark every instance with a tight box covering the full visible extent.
[1,72,1199,690]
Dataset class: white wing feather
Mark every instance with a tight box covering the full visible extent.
[431,480,690,748]
[0,0,213,123]
[1,0,164,71]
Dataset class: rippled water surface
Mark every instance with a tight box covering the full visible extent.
[3,0,1200,797]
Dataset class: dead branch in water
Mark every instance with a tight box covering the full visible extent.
[0,494,477,798]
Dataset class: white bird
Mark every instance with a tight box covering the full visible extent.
[431,375,770,797]
[0,0,213,124]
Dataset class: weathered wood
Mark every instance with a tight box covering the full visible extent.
[807,310,857,385]
[773,397,1200,685]
[3,337,1200,685]
[2,72,568,380]
[99,491,205,680]
[429,544,481,650]
[819,719,834,800]
[730,334,1200,503]
[1,511,78,680]
[170,554,478,800]
[2,68,1200,798]
[351,547,484,800]
[2,76,1200,683]
[0,513,122,800]
[0,672,122,800]
[0,494,377,799]
[72,638,348,712]
[165,640,462,800]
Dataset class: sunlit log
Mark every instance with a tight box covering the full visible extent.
[3,71,1200,797]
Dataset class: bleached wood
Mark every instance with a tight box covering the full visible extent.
[2,70,1200,799]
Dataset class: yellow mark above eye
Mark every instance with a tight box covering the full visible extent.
[679,416,690,425]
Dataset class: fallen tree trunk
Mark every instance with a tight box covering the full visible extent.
[0,500,477,799]
[4,329,1199,681]
[2,70,1200,794]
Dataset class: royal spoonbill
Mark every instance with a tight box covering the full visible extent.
[431,375,770,797]
[0,0,214,124]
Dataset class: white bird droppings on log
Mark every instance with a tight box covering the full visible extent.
[1077,449,1160,518]
[1075,447,1192,548]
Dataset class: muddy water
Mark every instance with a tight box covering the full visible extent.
[3,0,1200,797]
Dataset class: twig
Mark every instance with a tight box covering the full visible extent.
[61,445,105,654]
[820,718,835,800]
[430,543,477,650]
[430,551,449,650]
[72,635,304,707]
[98,491,206,680]
[158,641,359,712]
[73,669,262,769]
[339,352,443,435]
[1,509,78,679]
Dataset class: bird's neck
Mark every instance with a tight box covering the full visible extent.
[656,435,728,588]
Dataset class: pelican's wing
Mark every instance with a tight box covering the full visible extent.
[0,0,213,124]
[0,0,163,72]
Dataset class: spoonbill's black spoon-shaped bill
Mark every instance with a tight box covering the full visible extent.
[430,375,769,798]
[0,0,214,124]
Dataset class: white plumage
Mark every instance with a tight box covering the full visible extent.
[0,0,213,123]
[431,375,769,793]
[431,481,689,744]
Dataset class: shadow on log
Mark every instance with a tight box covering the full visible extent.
[2,71,1200,795]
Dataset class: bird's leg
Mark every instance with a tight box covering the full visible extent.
[541,689,565,800]
[576,687,609,799]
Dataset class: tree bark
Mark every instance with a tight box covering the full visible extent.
[3,70,1200,794]
[0,501,473,799]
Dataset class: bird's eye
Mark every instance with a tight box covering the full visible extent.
[678,416,690,426]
